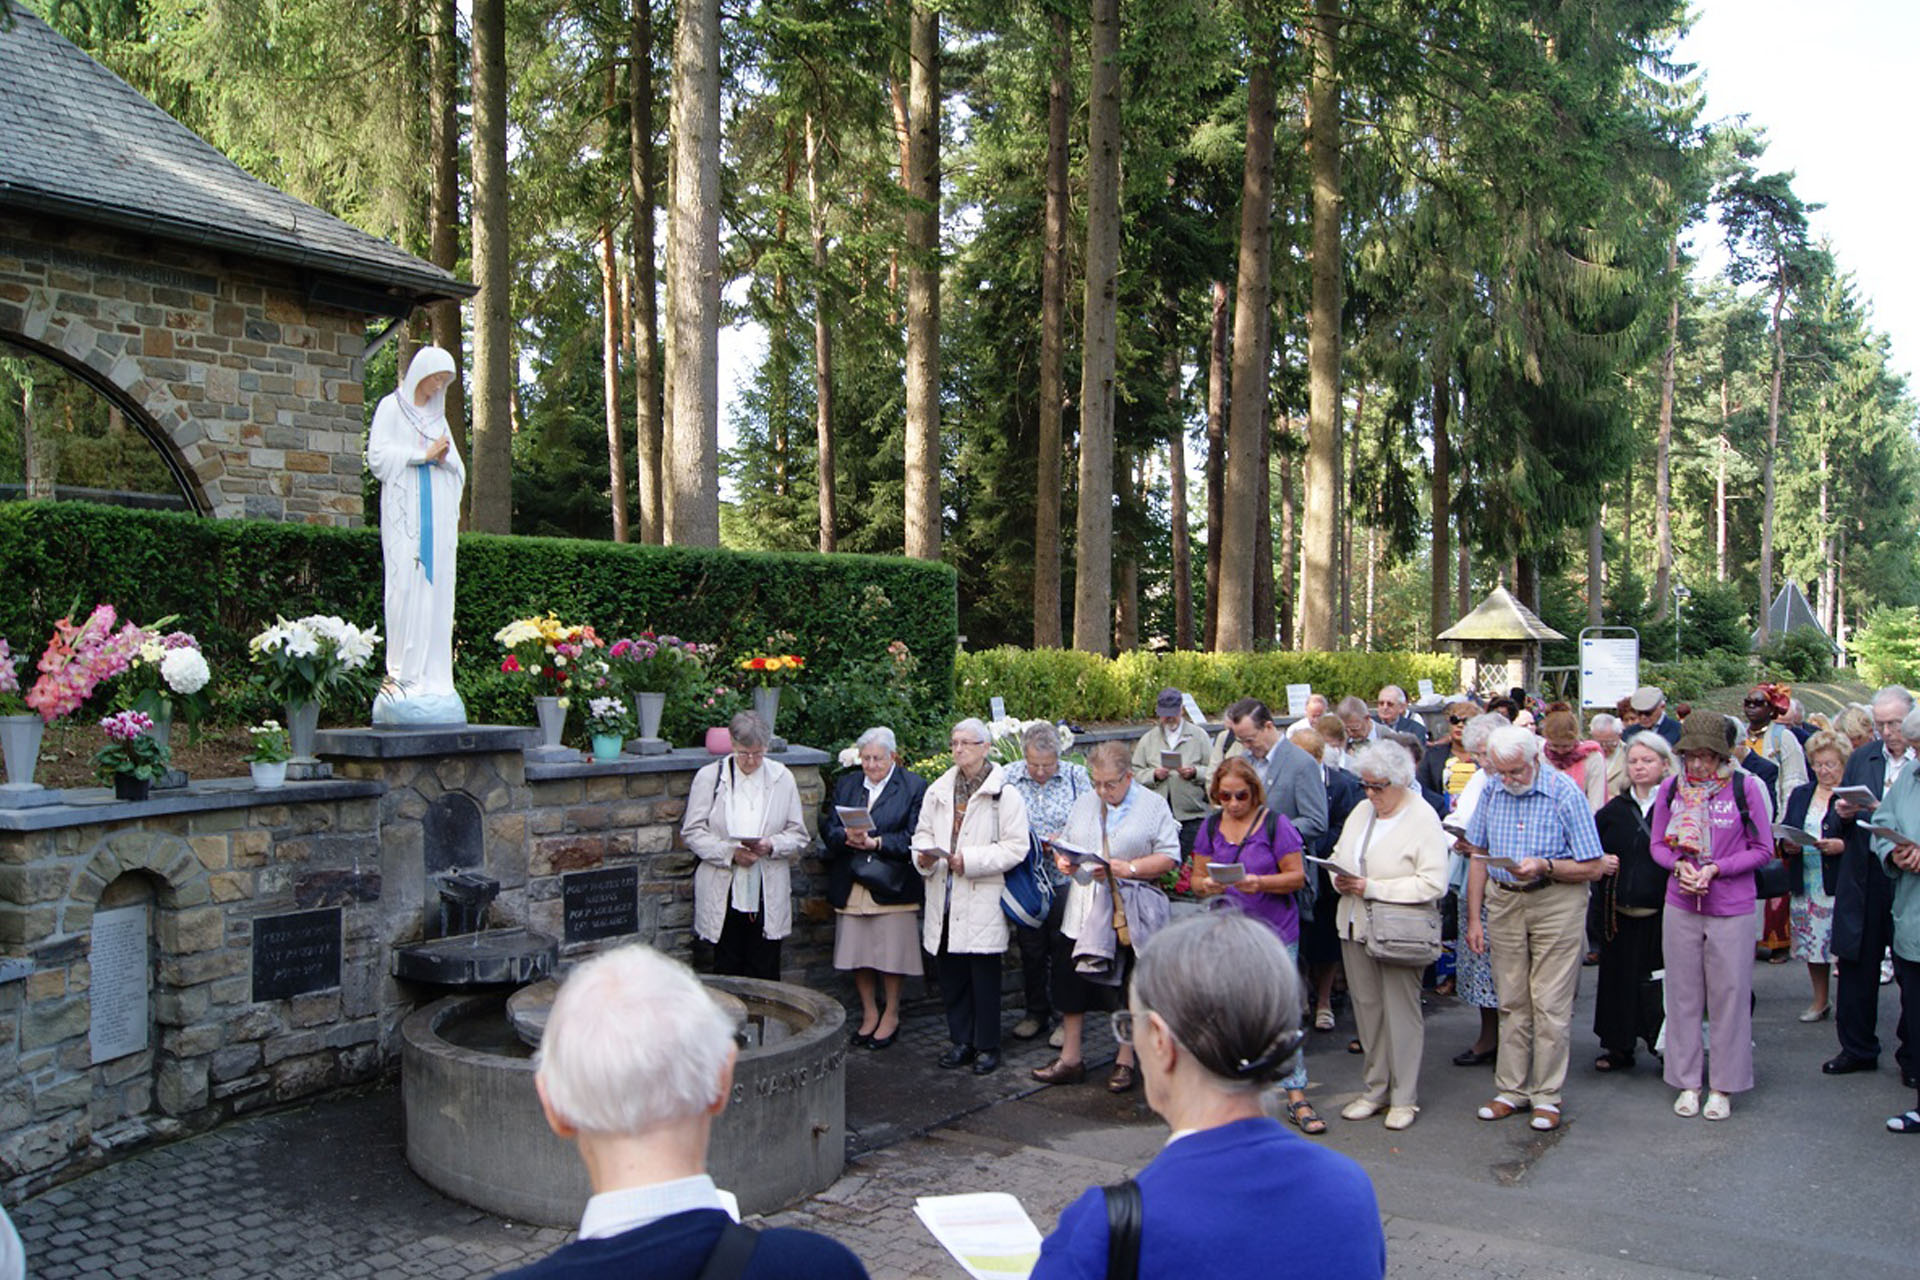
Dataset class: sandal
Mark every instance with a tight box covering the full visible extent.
[1529,1105,1562,1131]
[1887,1110,1920,1134]
[1347,1038,1364,1055]
[1313,1008,1336,1032]
[1477,1095,1528,1121]
[1285,1098,1327,1135]
[1593,1051,1633,1073]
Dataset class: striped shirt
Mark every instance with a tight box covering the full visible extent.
[1464,764,1603,884]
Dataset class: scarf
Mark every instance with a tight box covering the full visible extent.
[1544,739,1600,773]
[1664,772,1726,861]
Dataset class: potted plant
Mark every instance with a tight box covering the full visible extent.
[494,613,601,750]
[584,696,636,762]
[92,709,170,802]
[248,615,382,761]
[698,681,748,753]
[735,638,807,738]
[4,605,148,799]
[0,636,38,793]
[120,627,212,754]
[242,720,293,789]
[607,631,705,741]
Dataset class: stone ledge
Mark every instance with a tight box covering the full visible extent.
[0,778,386,833]
[313,725,535,759]
[524,744,831,782]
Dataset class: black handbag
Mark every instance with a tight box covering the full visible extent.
[849,847,912,898]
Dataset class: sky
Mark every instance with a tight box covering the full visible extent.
[1677,1,1916,383]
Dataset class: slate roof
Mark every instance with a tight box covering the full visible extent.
[1751,581,1836,653]
[0,11,473,307]
[1436,587,1568,644]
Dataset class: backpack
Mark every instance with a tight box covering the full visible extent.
[1655,772,1791,898]
[1200,807,1317,925]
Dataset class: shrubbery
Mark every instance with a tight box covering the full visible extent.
[1755,626,1837,683]
[955,647,1459,723]
[1851,607,1920,689]
[0,501,958,749]
[1638,648,1755,703]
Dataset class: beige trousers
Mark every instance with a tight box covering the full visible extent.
[1340,938,1427,1108]
[1486,879,1588,1108]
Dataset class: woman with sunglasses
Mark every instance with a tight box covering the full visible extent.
[1029,912,1385,1280]
[1188,757,1319,1132]
[1326,743,1450,1130]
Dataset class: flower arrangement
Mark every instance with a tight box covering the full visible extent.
[21,604,148,723]
[122,628,212,730]
[242,720,292,766]
[91,709,171,783]
[495,613,601,699]
[607,631,706,698]
[585,696,636,740]
[736,652,806,687]
[696,681,747,726]
[988,717,1075,766]
[0,637,24,716]
[249,615,382,706]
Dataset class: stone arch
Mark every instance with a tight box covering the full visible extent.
[1,328,210,514]
[70,830,211,916]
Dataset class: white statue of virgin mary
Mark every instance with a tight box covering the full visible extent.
[366,345,468,725]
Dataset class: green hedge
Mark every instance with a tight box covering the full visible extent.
[954,646,1459,723]
[0,501,958,742]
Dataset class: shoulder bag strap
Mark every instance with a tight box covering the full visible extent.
[695,1223,760,1280]
[1102,1179,1143,1280]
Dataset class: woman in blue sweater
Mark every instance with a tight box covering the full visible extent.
[1030,912,1385,1280]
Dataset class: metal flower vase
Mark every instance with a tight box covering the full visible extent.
[751,686,780,738]
[534,696,566,751]
[634,691,666,741]
[286,700,322,764]
[0,714,55,806]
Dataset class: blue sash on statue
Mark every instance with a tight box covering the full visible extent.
[415,461,435,583]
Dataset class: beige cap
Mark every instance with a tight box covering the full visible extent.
[1629,686,1665,713]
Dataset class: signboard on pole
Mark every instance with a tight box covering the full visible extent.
[1579,627,1640,709]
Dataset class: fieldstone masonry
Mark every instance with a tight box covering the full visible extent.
[0,211,374,524]
[0,739,831,1201]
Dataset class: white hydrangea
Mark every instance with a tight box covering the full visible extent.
[837,745,860,768]
[160,646,211,695]
[589,696,624,719]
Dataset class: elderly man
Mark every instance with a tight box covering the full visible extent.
[1336,696,1380,749]
[1627,686,1682,745]
[1463,725,1608,1132]
[1223,698,1328,848]
[1132,687,1212,856]
[1375,685,1430,744]
[681,712,811,981]
[1003,722,1092,1043]
[1304,691,1331,722]
[1827,686,1918,1082]
[500,945,868,1279]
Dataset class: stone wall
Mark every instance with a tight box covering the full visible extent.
[0,211,371,525]
[0,736,832,1201]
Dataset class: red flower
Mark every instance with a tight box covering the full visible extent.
[501,655,522,673]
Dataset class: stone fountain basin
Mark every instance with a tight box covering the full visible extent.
[400,976,847,1227]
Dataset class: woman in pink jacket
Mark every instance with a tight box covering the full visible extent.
[1649,711,1775,1121]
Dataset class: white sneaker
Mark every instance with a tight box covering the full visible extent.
[1048,1023,1066,1049]
[1703,1090,1731,1121]
[1383,1106,1419,1131]
[1341,1097,1385,1121]
[1673,1089,1701,1117]
[1883,957,1896,986]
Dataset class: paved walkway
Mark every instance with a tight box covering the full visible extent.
[13,959,1916,1278]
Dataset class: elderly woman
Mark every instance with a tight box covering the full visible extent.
[1781,729,1850,1021]
[681,712,811,979]
[1002,722,1092,1043]
[1870,705,1920,1133]
[1541,709,1609,812]
[1189,757,1320,1132]
[1590,732,1676,1072]
[822,727,929,1050]
[1449,712,1510,1065]
[913,719,1031,1076]
[1650,711,1775,1120]
[1327,743,1449,1130]
[1029,913,1385,1280]
[1031,741,1179,1093]
[1590,713,1627,798]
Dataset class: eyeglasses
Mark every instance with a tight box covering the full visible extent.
[1092,774,1128,792]
[950,736,986,748]
[1491,764,1533,782]
[734,748,766,761]
[1110,1009,1149,1046]
[1359,779,1391,792]
[1448,715,1470,725]
[1743,698,1768,708]
[1218,789,1250,802]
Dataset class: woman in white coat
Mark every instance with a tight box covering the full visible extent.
[365,345,466,725]
[914,718,1031,1076]
[682,712,811,979]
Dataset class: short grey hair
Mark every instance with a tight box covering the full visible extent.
[1349,741,1415,789]
[1589,713,1623,736]
[729,710,770,749]
[1901,707,1920,744]
[855,725,897,754]
[1874,686,1915,716]
[1085,740,1131,774]
[1020,721,1062,757]
[1333,695,1369,720]
[1131,912,1302,1090]
[1622,730,1676,772]
[1462,712,1508,754]
[952,717,991,745]
[1486,724,1542,764]
[535,944,734,1134]
[1377,684,1407,704]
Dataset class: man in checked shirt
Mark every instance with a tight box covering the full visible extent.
[1462,724,1613,1132]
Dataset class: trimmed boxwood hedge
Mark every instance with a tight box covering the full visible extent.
[0,501,958,737]
[955,646,1460,724]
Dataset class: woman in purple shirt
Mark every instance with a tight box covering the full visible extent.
[1189,756,1320,1132]
[1650,711,1775,1121]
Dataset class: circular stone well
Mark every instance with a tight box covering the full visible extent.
[400,976,846,1227]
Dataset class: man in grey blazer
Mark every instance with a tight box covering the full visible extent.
[1223,697,1328,847]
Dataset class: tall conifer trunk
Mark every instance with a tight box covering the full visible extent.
[466,0,512,533]
[903,4,942,560]
[1072,0,1122,653]
[1299,0,1343,650]
[1034,10,1071,645]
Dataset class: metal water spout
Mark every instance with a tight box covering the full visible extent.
[435,870,499,938]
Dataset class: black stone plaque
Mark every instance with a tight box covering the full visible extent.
[424,792,485,875]
[252,909,343,1002]
[563,866,640,943]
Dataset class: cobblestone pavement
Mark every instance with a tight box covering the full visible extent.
[13,963,1917,1278]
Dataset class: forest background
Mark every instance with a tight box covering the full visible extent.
[5,0,1918,682]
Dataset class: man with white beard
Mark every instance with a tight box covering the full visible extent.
[1462,725,1609,1134]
